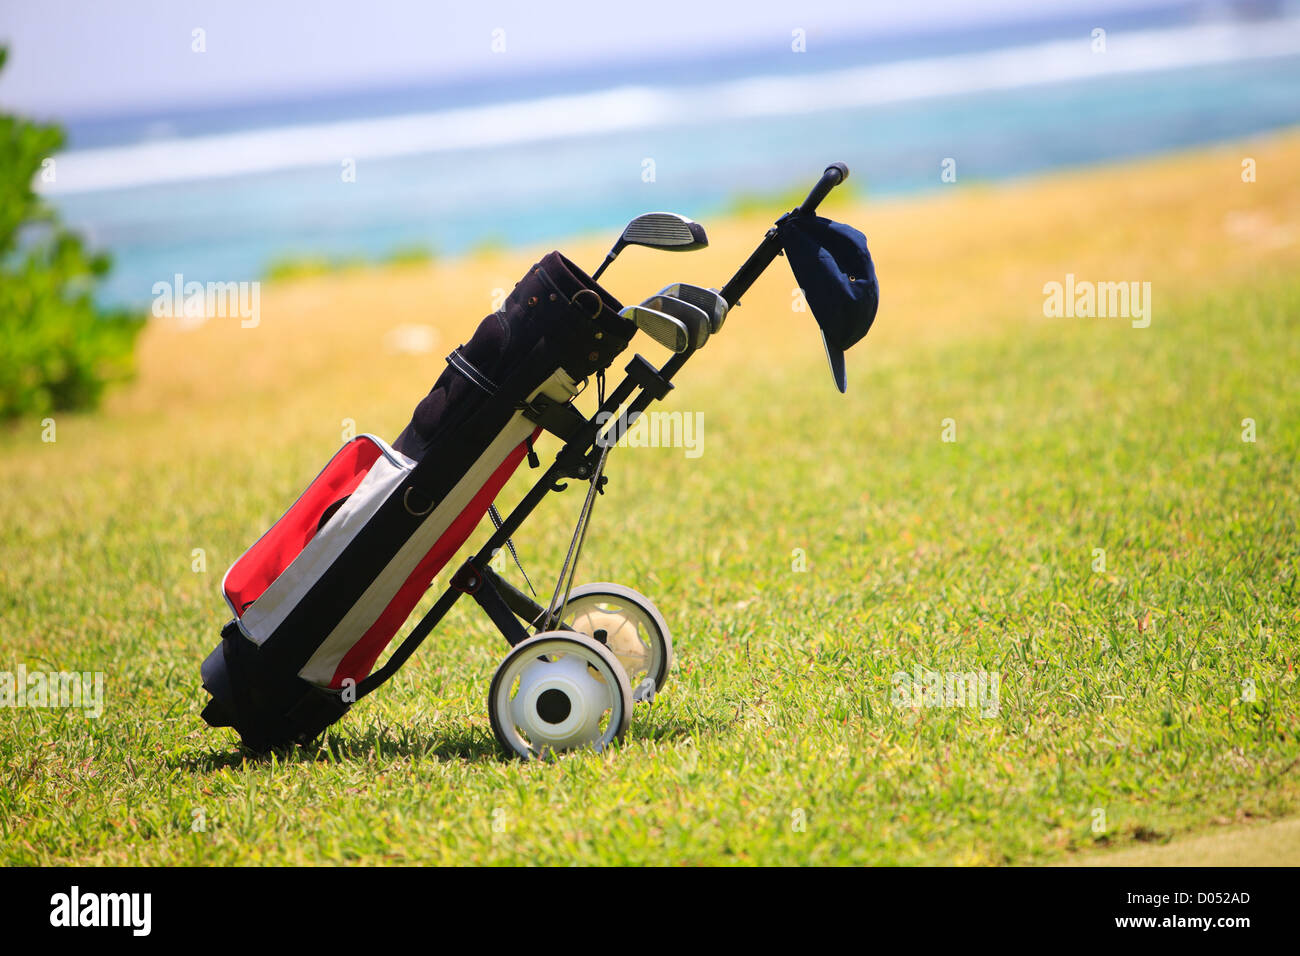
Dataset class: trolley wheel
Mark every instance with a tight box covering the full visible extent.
[559,583,673,702]
[488,631,633,760]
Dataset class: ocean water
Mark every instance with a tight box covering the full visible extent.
[37,10,1300,308]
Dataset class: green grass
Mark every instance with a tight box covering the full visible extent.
[1,270,1297,865]
[721,175,862,219]
[263,244,435,282]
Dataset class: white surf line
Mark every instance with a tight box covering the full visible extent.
[40,18,1300,196]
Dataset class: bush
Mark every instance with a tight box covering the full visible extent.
[0,48,143,421]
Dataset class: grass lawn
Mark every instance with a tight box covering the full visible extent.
[1,132,1298,865]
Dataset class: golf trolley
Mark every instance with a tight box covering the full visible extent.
[200,162,875,759]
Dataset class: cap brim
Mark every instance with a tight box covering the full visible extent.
[820,329,848,393]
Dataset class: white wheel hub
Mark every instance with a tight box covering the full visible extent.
[510,653,610,751]
[488,632,633,759]
[571,606,648,680]
[560,584,672,698]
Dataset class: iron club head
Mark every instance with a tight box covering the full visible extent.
[655,283,728,334]
[639,294,710,351]
[618,305,690,353]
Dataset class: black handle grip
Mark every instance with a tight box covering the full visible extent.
[718,162,852,309]
[797,162,850,216]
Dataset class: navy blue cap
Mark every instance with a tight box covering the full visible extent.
[776,213,879,392]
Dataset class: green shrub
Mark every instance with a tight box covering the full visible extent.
[0,48,143,421]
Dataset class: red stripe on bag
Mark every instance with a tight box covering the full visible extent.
[329,433,539,688]
[224,438,383,616]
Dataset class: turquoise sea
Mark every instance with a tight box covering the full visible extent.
[36,7,1300,307]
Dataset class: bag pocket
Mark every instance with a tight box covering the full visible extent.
[222,436,415,636]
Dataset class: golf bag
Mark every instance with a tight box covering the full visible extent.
[200,252,633,751]
[199,161,871,759]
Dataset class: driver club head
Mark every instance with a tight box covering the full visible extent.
[640,294,710,351]
[592,212,709,281]
[656,283,728,334]
[619,212,708,252]
[619,305,690,353]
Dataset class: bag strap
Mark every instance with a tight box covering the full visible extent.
[445,347,500,396]
[488,503,535,596]
[404,259,614,508]
[403,346,554,508]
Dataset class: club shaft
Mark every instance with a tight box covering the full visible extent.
[591,251,615,281]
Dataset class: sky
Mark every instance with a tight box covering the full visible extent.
[0,0,1193,118]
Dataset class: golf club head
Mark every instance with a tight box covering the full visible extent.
[640,295,710,351]
[619,305,690,353]
[619,213,708,253]
[591,212,709,280]
[656,283,729,333]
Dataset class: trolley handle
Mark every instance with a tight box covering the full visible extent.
[797,162,850,217]
[718,162,851,308]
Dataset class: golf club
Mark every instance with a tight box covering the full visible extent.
[618,304,690,353]
[639,294,710,351]
[591,212,708,281]
[655,282,729,333]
